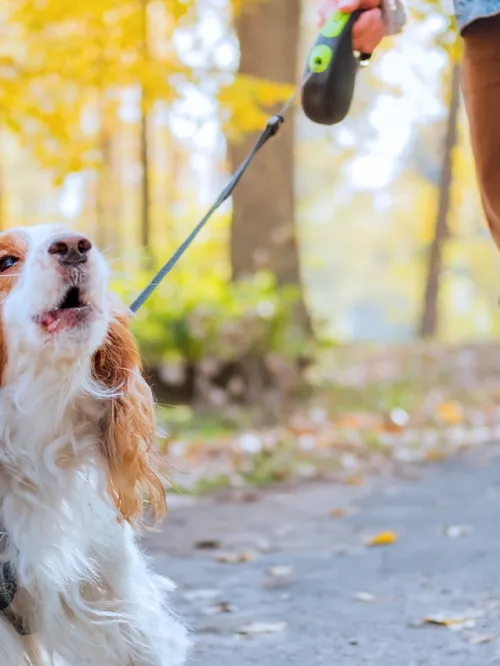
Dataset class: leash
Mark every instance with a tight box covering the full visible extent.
[128,8,369,314]
[129,88,304,315]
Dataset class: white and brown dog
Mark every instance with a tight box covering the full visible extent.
[0,225,189,665]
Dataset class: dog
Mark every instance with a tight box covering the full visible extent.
[0,224,189,665]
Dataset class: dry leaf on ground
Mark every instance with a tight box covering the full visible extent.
[237,621,287,636]
[365,531,398,547]
[195,539,222,550]
[216,551,257,564]
[345,474,364,486]
[267,566,293,577]
[202,601,237,616]
[330,507,357,519]
[422,612,479,631]
[469,634,495,645]
[425,449,448,462]
[436,401,464,425]
[444,524,473,539]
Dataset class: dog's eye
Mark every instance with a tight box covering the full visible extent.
[0,256,19,273]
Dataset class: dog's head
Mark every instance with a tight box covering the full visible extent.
[0,224,109,361]
[0,224,166,524]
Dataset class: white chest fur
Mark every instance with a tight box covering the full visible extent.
[0,370,189,666]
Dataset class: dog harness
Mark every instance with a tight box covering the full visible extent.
[0,535,30,636]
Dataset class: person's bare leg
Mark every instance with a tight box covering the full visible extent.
[462,15,500,248]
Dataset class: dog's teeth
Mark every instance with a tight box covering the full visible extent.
[41,312,56,328]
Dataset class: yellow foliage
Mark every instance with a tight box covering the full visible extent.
[0,0,290,177]
[219,75,295,139]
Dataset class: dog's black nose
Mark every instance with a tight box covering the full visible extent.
[48,235,92,266]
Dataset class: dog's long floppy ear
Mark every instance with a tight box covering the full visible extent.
[92,307,166,525]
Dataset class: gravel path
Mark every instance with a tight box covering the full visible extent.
[146,446,500,665]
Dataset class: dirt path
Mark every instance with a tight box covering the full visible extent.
[147,446,500,665]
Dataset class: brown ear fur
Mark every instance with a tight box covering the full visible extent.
[92,309,166,525]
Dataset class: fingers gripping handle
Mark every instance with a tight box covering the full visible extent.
[301,9,366,126]
[301,0,406,127]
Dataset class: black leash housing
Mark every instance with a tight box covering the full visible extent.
[301,10,365,125]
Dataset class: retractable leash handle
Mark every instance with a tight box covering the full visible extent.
[301,9,368,126]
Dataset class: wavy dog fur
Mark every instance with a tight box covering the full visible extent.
[0,225,189,666]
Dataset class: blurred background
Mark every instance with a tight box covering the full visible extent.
[3,0,500,489]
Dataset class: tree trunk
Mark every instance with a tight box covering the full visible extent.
[96,104,112,250]
[229,0,311,332]
[139,0,150,252]
[419,60,461,338]
[140,106,150,250]
[0,132,5,232]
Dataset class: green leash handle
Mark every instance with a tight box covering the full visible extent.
[301,10,369,126]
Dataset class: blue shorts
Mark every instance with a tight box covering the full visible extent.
[454,0,500,31]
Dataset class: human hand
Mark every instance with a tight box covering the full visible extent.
[318,0,385,54]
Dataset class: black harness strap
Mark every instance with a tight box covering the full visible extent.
[0,561,17,612]
[0,538,31,636]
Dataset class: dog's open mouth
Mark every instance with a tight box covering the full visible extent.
[59,286,83,310]
[35,287,92,333]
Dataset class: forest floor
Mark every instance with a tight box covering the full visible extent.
[148,444,500,665]
[144,344,500,664]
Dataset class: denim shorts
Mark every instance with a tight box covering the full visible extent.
[453,0,500,31]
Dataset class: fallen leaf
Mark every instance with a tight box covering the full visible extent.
[216,551,257,564]
[234,491,260,503]
[237,621,287,635]
[262,577,291,590]
[436,401,464,426]
[238,433,263,454]
[382,408,410,433]
[422,612,476,631]
[444,524,473,539]
[390,407,410,427]
[336,416,363,429]
[195,539,222,550]
[267,566,293,577]
[365,531,398,547]
[330,507,352,519]
[354,591,376,603]
[469,634,495,645]
[425,449,447,463]
[202,601,237,616]
[345,474,364,487]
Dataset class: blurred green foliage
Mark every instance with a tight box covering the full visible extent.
[112,239,326,403]
[131,269,308,366]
